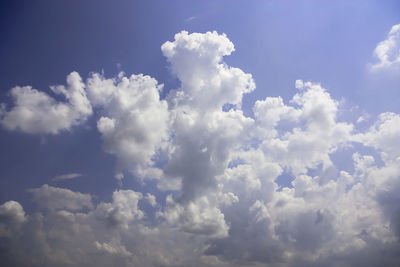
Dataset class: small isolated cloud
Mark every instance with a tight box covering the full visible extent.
[356,113,369,124]
[53,173,83,181]
[186,16,196,22]
[370,24,400,70]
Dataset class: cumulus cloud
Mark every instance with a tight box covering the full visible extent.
[87,73,169,178]
[2,30,400,266]
[95,190,143,229]
[357,112,400,162]
[0,201,26,225]
[29,184,93,211]
[0,201,26,237]
[162,31,255,110]
[0,72,92,134]
[159,31,258,238]
[252,80,353,175]
[163,195,229,238]
[371,24,400,70]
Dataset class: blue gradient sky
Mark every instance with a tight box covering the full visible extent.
[1,1,400,266]
[2,0,399,207]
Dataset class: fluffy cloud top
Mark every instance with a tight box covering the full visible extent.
[29,184,93,211]
[1,29,400,266]
[0,201,26,238]
[162,31,255,110]
[88,73,169,178]
[0,72,92,134]
[358,112,400,162]
[95,190,143,229]
[0,201,26,226]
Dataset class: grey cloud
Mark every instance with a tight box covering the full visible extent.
[0,201,26,226]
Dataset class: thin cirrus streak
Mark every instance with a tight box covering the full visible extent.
[53,173,83,181]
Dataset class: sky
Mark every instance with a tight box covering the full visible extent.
[0,1,400,266]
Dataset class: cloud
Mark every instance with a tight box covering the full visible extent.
[0,201,26,237]
[2,31,400,266]
[0,201,26,225]
[185,16,196,22]
[29,184,93,211]
[162,31,255,110]
[0,196,224,267]
[87,73,169,178]
[0,72,92,134]
[157,31,257,239]
[94,241,132,257]
[357,112,400,162]
[145,193,157,207]
[370,24,400,70]
[162,195,229,238]
[95,190,143,229]
[53,173,83,181]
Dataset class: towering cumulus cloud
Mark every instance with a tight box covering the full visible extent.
[1,30,400,266]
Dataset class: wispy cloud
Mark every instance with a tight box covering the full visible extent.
[185,16,196,22]
[53,173,83,182]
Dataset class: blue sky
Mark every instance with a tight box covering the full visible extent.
[1,1,400,266]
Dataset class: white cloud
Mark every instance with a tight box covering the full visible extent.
[53,173,83,181]
[251,81,353,175]
[163,195,229,238]
[158,31,257,238]
[371,24,400,70]
[29,184,93,211]
[356,114,368,123]
[145,193,157,207]
[2,31,400,266]
[162,31,255,111]
[87,73,169,179]
[95,190,143,229]
[94,241,132,257]
[0,72,92,134]
[357,112,400,163]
